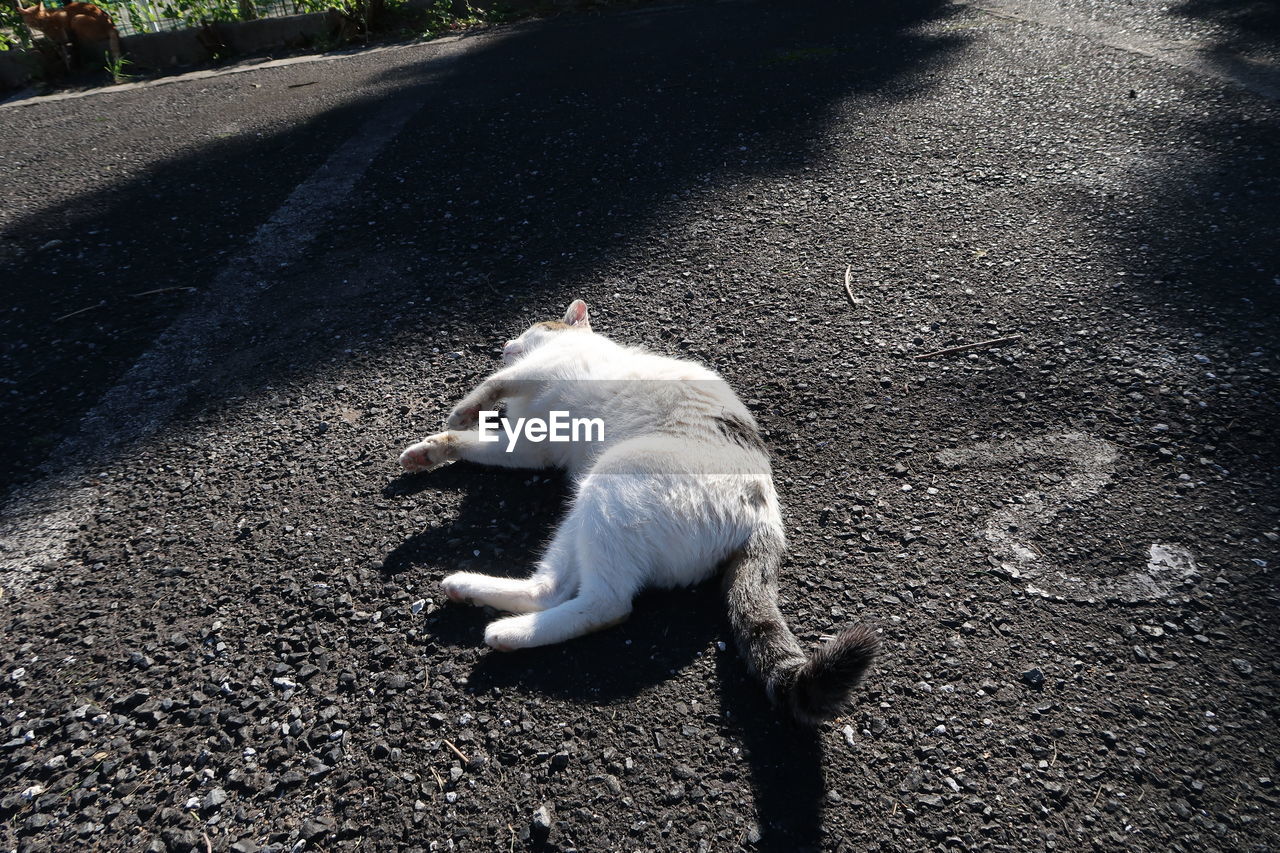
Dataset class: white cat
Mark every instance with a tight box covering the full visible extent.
[400,300,877,723]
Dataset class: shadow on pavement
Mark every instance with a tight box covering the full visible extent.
[5,0,964,840]
[387,455,835,847]
[0,0,964,495]
[1174,0,1280,55]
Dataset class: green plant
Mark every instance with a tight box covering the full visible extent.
[104,50,132,80]
[1,3,34,51]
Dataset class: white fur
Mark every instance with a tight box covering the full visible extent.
[400,300,783,651]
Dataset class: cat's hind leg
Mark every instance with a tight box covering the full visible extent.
[442,568,576,614]
[483,568,635,651]
[443,527,579,613]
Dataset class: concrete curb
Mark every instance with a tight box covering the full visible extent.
[0,31,465,109]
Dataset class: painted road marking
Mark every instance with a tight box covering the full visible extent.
[938,432,1199,603]
[0,91,429,592]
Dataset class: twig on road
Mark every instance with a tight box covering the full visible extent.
[430,766,445,792]
[443,738,470,765]
[843,264,856,305]
[913,335,1022,361]
[130,286,198,298]
[53,301,106,322]
[55,287,195,322]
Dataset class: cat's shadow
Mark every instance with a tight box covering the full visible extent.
[383,464,828,852]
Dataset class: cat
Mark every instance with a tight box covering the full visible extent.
[18,2,122,72]
[399,299,878,724]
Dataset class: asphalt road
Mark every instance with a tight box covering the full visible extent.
[1,1,1278,851]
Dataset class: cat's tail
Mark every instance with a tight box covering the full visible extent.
[722,526,878,725]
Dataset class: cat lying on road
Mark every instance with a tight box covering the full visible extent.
[400,300,877,724]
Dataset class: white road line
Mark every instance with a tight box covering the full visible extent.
[0,90,427,593]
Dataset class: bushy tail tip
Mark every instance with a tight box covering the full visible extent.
[785,624,879,725]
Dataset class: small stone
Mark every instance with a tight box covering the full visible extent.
[230,840,259,853]
[531,803,553,838]
[299,816,334,841]
[549,751,570,771]
[202,787,227,811]
[113,686,151,712]
[1231,659,1253,676]
[1021,668,1045,689]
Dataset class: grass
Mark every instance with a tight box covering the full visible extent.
[104,52,134,81]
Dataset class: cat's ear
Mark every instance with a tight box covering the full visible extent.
[563,299,590,329]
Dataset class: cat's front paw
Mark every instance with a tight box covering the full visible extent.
[399,433,459,473]
[441,572,478,605]
[444,404,481,431]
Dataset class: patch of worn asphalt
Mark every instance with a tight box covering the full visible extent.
[0,0,1277,851]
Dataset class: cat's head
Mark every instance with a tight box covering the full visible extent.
[502,299,591,364]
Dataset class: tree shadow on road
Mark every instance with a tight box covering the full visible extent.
[1173,0,1280,56]
[1081,4,1280,467]
[0,0,965,495]
[4,0,964,844]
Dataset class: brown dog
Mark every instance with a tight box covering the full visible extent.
[18,2,122,72]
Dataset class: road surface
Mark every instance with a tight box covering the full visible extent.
[0,1,1277,850]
